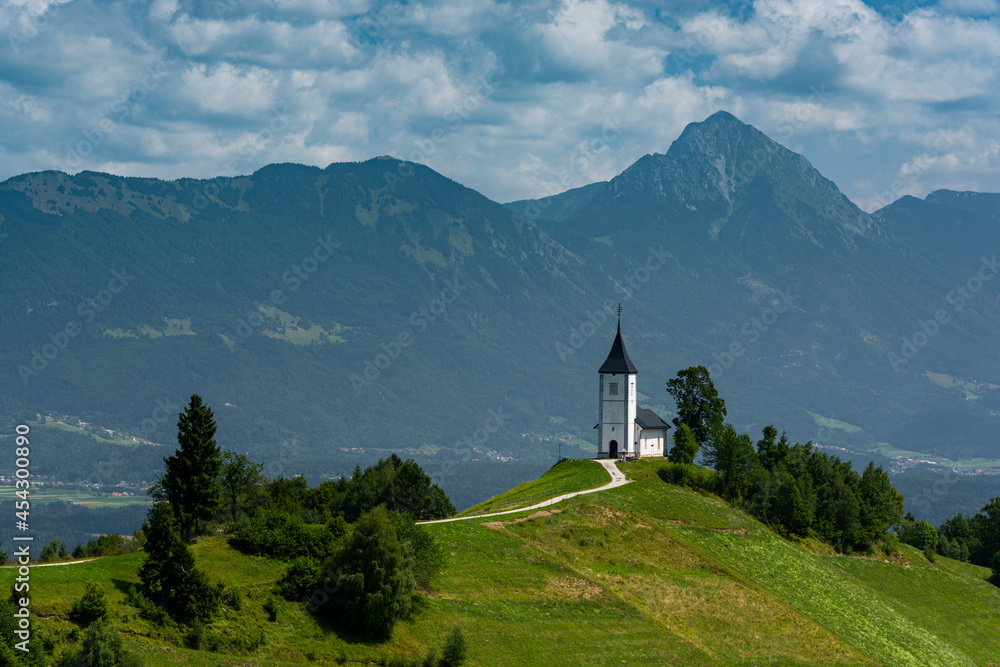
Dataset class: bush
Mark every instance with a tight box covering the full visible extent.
[990,551,1000,586]
[223,588,243,611]
[439,626,467,667]
[85,534,129,557]
[186,618,205,649]
[71,619,143,667]
[880,532,902,557]
[229,510,335,561]
[388,512,444,591]
[264,597,279,622]
[70,582,110,626]
[657,462,719,494]
[126,585,169,626]
[39,540,67,563]
[276,556,322,601]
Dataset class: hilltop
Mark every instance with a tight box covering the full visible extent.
[23,458,1000,665]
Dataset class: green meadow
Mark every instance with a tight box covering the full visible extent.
[11,458,1000,665]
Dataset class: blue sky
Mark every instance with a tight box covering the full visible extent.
[1,0,998,210]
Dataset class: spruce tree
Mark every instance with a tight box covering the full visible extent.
[159,395,222,541]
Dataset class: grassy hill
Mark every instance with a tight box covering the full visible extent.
[19,458,1000,665]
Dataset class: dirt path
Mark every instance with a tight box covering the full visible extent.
[418,458,629,525]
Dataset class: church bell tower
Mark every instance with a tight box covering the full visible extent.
[597,309,637,459]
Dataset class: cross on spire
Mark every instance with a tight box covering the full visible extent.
[617,302,622,320]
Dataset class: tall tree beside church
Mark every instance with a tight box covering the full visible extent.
[666,366,727,453]
[157,395,222,541]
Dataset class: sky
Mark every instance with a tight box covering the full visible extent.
[1,0,998,212]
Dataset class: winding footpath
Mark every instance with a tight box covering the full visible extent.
[418,458,628,525]
[8,461,627,569]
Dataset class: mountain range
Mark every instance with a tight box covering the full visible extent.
[2,110,998,512]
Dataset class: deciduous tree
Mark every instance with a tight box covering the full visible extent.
[324,505,415,638]
[220,451,264,522]
[666,366,726,455]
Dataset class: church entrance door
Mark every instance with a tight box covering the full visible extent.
[609,440,618,458]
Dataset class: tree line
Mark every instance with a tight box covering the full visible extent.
[897,498,1000,583]
[663,366,905,556]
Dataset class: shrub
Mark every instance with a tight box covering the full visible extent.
[85,533,128,557]
[389,512,444,590]
[72,619,144,667]
[990,551,1000,586]
[39,540,67,563]
[439,626,467,667]
[881,533,901,557]
[70,582,110,626]
[657,462,719,494]
[186,618,205,649]
[229,510,335,561]
[126,585,169,626]
[264,597,279,622]
[223,588,243,611]
[276,556,322,601]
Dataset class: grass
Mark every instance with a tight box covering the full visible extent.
[458,458,610,516]
[21,457,1000,666]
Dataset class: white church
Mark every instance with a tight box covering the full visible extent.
[595,317,671,459]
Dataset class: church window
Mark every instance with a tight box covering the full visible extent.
[609,382,619,396]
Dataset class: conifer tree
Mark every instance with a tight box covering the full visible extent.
[157,395,222,541]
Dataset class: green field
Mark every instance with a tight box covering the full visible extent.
[0,486,151,508]
[869,441,1000,470]
[14,457,1000,665]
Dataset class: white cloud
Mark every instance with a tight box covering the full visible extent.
[1,0,1000,208]
[937,0,999,14]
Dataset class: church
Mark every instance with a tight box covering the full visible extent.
[595,316,671,459]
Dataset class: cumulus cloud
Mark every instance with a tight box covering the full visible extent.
[0,0,999,207]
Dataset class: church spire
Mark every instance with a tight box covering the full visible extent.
[598,307,638,374]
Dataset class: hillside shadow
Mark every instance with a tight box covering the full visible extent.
[110,578,139,597]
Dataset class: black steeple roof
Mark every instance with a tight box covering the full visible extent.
[598,321,638,374]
